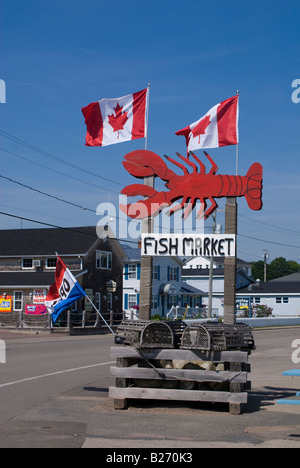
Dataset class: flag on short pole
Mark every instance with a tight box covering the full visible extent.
[81,88,149,147]
[45,256,86,325]
[175,95,239,152]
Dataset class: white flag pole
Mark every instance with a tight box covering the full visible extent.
[145,83,151,150]
[85,295,115,336]
[236,90,239,176]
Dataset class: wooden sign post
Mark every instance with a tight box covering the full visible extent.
[139,175,154,321]
[224,197,238,325]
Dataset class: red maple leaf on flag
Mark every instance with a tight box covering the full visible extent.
[108,103,129,138]
[192,115,211,143]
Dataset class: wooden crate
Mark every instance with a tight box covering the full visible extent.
[109,347,250,415]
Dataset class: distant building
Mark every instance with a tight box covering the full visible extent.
[182,256,254,316]
[237,273,300,317]
[122,244,206,319]
[0,226,125,327]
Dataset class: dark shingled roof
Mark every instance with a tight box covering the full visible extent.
[238,282,300,294]
[0,271,57,287]
[0,226,99,257]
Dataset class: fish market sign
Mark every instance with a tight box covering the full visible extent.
[142,234,236,257]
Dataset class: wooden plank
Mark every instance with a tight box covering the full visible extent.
[114,357,128,410]
[110,366,247,384]
[111,347,248,363]
[109,386,248,404]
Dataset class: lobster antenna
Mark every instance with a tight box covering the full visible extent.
[164,155,189,175]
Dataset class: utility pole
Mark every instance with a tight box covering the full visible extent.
[263,249,269,282]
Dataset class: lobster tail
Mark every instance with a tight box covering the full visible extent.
[123,150,174,181]
[245,163,263,211]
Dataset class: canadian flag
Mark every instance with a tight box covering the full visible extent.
[82,88,148,147]
[175,95,239,152]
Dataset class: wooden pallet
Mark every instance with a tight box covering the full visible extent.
[109,347,250,415]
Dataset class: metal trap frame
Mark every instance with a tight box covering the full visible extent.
[116,320,176,349]
[180,322,255,352]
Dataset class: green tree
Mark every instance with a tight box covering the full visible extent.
[251,260,265,281]
[251,257,300,282]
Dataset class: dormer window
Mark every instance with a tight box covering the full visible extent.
[47,258,57,269]
[22,259,33,269]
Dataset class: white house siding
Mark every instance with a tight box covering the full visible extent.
[123,256,183,319]
[236,293,300,317]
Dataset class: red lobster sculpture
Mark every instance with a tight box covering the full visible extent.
[120,150,263,221]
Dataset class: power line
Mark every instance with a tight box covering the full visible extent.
[238,232,300,249]
[0,129,123,187]
[0,211,138,245]
[239,214,300,236]
[0,174,93,212]
[0,145,120,194]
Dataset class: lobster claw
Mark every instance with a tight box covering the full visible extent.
[120,184,169,219]
[123,150,173,181]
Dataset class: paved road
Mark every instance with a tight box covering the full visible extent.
[0,328,300,448]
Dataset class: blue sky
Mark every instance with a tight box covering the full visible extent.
[1,0,300,262]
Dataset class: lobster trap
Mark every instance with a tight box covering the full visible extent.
[180,322,255,353]
[115,320,186,349]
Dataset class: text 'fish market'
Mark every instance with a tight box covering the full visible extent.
[142,234,236,257]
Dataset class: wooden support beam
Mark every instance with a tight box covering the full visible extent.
[224,197,238,325]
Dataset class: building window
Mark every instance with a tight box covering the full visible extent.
[47,258,57,269]
[107,293,112,311]
[255,297,261,304]
[14,291,23,311]
[169,295,178,307]
[22,259,33,269]
[128,294,137,309]
[151,295,158,309]
[169,267,178,282]
[96,251,112,269]
[128,264,137,279]
[276,297,282,304]
[152,265,161,281]
[95,292,101,310]
[283,297,289,304]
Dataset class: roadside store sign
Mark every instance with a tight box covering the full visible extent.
[25,305,47,315]
[141,234,236,257]
[33,289,47,304]
[0,296,12,313]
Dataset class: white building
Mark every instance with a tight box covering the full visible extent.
[122,244,206,319]
[182,256,253,317]
[237,273,300,317]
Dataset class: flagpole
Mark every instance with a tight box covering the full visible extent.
[145,83,151,150]
[85,295,116,336]
[140,82,154,320]
[236,90,239,175]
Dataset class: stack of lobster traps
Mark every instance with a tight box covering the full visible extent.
[180,322,255,352]
[110,320,254,415]
[114,319,186,349]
